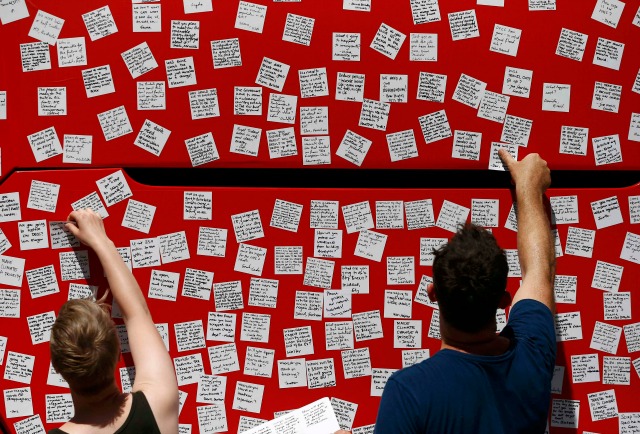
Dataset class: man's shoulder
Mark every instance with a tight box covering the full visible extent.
[390,351,454,386]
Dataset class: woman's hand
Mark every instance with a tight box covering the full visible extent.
[65,209,111,249]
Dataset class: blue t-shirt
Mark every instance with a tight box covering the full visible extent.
[374,299,557,434]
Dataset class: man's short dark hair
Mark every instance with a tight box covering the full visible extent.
[432,223,509,333]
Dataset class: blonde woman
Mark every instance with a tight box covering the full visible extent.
[48,209,179,434]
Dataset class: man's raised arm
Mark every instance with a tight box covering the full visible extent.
[498,149,556,313]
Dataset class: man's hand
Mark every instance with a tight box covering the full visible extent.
[334,431,351,434]
[498,148,551,196]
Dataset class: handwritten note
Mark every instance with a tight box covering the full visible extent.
[284,326,315,357]
[20,42,51,72]
[352,310,383,341]
[234,243,267,276]
[133,4,161,32]
[0,0,28,25]
[166,56,197,88]
[278,358,307,388]
[529,0,556,10]
[174,320,206,352]
[341,347,371,379]
[211,38,242,68]
[197,227,227,258]
[240,312,271,343]
[236,1,267,33]
[97,106,133,141]
[4,387,33,419]
[294,291,323,321]
[306,358,337,389]
[353,230,386,262]
[556,28,588,62]
[621,231,640,264]
[196,374,226,404]
[197,404,228,433]
[344,0,371,11]
[336,130,372,166]
[214,281,244,311]
[229,125,262,157]
[121,42,158,78]
[189,88,220,119]
[182,268,213,300]
[28,10,64,45]
[256,57,289,92]
[183,191,212,221]
[171,20,199,49]
[592,81,621,113]
[333,33,361,61]
[571,353,600,383]
[137,81,165,110]
[502,66,532,98]
[489,24,521,56]
[283,13,314,46]
[588,389,618,422]
[336,72,365,102]
[559,126,588,156]
[550,399,579,428]
[174,353,204,386]
[82,6,118,41]
[265,127,297,159]
[555,312,583,341]
[593,134,622,166]
[417,72,446,102]
[394,320,422,348]
[448,10,480,41]
[325,321,354,350]
[4,351,35,384]
[474,90,507,122]
[208,343,240,374]
[232,209,264,242]
[26,311,55,344]
[592,0,625,28]
[184,0,212,14]
[410,33,437,61]
[299,68,329,98]
[267,93,297,124]
[27,127,63,162]
[207,312,236,342]
[57,37,87,67]
[134,119,171,156]
[25,264,57,298]
[590,321,622,354]
[370,23,406,60]
[82,65,115,98]
[593,37,624,70]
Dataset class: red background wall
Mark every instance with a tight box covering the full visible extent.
[0,168,638,433]
[0,0,639,175]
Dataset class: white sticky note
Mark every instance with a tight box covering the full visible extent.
[448,10,479,41]
[82,6,118,41]
[370,23,406,60]
[27,127,63,162]
[0,0,29,25]
[542,83,570,112]
[28,10,64,45]
[593,37,624,70]
[20,42,51,72]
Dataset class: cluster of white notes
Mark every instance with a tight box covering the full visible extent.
[1,0,639,172]
[1,168,640,431]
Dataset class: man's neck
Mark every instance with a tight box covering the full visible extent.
[439,320,511,356]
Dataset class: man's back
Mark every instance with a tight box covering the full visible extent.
[373,299,557,434]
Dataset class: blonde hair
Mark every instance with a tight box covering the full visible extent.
[50,298,120,395]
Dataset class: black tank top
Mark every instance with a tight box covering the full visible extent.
[48,391,161,434]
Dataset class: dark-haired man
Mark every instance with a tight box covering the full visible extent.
[373,150,556,434]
